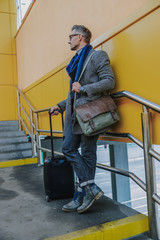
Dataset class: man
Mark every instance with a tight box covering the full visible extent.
[51,25,115,213]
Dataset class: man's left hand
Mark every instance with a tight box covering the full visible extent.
[72,82,81,93]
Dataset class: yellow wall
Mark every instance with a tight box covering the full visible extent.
[0,0,18,121]
[99,2,160,144]
[19,1,160,144]
[16,0,148,90]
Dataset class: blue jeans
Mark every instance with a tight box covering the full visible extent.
[62,114,99,186]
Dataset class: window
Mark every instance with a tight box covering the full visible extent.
[16,0,33,29]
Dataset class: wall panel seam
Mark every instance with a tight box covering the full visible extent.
[0,11,16,15]
[0,84,16,86]
[0,53,16,56]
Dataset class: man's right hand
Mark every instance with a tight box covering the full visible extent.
[50,105,60,116]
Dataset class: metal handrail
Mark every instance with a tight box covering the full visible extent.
[104,132,160,163]
[37,129,63,133]
[16,86,36,112]
[96,163,160,206]
[16,86,62,157]
[96,163,146,191]
[34,107,51,113]
[111,90,160,113]
[16,86,160,239]
[110,90,160,239]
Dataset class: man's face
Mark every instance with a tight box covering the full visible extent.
[68,29,81,51]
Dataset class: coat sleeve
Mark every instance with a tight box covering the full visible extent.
[83,50,115,97]
[57,99,66,112]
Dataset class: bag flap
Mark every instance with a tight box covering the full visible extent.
[75,95,117,122]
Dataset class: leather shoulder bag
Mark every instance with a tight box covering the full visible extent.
[75,95,120,136]
[74,51,120,136]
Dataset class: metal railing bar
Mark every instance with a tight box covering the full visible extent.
[127,133,143,148]
[153,193,160,205]
[37,146,64,156]
[112,90,160,113]
[96,163,146,191]
[32,138,36,144]
[102,132,129,138]
[19,116,36,145]
[18,104,35,133]
[16,86,35,112]
[17,88,160,115]
[37,129,63,134]
[129,133,160,162]
[17,90,21,130]
[97,164,160,204]
[150,149,160,162]
[34,107,51,114]
[97,163,129,177]
[104,132,160,163]
[53,151,64,156]
[37,146,51,153]
[30,108,34,156]
[19,116,31,137]
[31,122,36,129]
[103,132,143,147]
[129,172,146,191]
[18,103,30,122]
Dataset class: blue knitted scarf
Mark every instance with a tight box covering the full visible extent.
[66,44,92,99]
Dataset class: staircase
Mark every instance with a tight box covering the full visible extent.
[0,120,32,161]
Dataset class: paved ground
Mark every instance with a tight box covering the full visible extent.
[0,164,140,240]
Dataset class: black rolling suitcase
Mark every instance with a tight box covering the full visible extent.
[43,110,75,202]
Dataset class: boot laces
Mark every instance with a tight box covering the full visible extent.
[73,190,84,201]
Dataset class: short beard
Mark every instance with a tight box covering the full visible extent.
[70,44,79,51]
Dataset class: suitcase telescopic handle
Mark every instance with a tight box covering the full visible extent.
[48,109,64,160]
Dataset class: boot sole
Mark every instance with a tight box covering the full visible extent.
[77,190,104,214]
[62,207,78,212]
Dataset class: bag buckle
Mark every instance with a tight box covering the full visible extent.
[111,110,117,120]
[86,113,95,130]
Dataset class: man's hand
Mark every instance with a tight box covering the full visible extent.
[50,105,60,116]
[72,82,81,93]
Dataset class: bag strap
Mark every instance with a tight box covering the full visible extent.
[77,51,95,83]
[74,51,95,109]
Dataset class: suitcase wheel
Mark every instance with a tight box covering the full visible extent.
[45,195,50,202]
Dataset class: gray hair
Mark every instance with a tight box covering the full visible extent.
[71,25,92,44]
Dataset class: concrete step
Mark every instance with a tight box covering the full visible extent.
[0,130,25,138]
[0,125,19,131]
[0,120,19,127]
[0,149,32,160]
[0,121,32,160]
[0,142,32,153]
[0,136,29,145]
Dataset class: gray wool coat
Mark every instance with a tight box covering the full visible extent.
[57,49,115,136]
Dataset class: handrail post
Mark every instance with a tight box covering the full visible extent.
[17,89,22,130]
[35,112,40,164]
[30,109,36,157]
[141,105,159,239]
